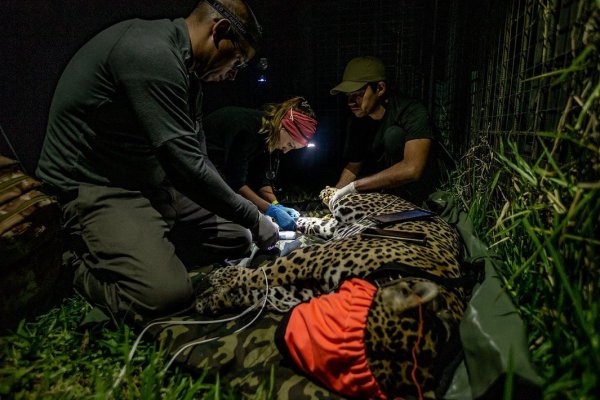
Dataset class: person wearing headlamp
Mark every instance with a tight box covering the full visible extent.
[36,0,279,320]
[204,97,318,231]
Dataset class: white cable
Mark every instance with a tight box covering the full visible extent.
[108,267,269,397]
[227,245,261,267]
[161,267,270,372]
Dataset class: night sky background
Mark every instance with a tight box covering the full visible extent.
[0,0,473,192]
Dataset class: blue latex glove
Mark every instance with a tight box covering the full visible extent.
[265,204,297,231]
[274,203,300,220]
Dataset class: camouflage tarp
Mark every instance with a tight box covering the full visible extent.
[146,310,343,399]
[144,234,342,399]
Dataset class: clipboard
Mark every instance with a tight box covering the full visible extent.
[361,227,428,246]
[367,209,435,227]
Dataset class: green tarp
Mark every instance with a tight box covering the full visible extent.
[426,191,542,399]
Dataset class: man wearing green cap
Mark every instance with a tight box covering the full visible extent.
[329,56,446,207]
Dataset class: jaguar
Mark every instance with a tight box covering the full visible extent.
[195,187,467,398]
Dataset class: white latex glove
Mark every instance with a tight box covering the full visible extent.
[328,182,357,210]
[251,213,279,250]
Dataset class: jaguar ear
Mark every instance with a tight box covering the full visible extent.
[380,279,439,314]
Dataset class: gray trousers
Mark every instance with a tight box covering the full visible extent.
[62,184,251,319]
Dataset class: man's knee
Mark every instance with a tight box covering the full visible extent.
[135,273,194,315]
[74,261,194,317]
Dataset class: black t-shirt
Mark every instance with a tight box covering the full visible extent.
[342,93,445,204]
[343,116,380,175]
[36,18,258,228]
[203,107,271,192]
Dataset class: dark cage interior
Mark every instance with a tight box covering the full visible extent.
[0,1,595,174]
[1,0,598,399]
[1,0,467,186]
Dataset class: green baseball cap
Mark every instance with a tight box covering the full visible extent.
[330,56,386,95]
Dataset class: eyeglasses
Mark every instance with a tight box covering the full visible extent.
[205,0,253,71]
[232,54,249,71]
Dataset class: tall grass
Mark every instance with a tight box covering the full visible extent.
[448,39,599,399]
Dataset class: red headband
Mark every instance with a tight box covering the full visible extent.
[281,108,317,146]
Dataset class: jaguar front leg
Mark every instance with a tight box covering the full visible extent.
[195,265,265,314]
[296,216,338,240]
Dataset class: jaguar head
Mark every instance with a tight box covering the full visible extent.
[319,186,338,207]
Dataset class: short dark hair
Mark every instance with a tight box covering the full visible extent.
[367,81,380,92]
[202,0,262,49]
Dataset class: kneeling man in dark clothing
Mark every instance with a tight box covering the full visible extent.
[36,0,278,320]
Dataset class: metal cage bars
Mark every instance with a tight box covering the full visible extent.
[466,0,590,160]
